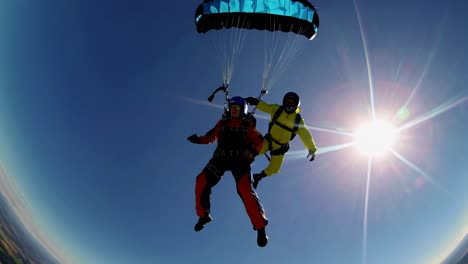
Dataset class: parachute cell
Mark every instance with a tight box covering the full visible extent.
[195,0,319,40]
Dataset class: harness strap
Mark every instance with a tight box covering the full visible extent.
[264,133,290,155]
[265,133,286,146]
[214,149,244,158]
[268,106,302,141]
[218,113,258,157]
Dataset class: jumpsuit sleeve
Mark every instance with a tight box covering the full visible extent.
[297,118,318,152]
[198,120,222,144]
[256,100,281,116]
[247,122,265,155]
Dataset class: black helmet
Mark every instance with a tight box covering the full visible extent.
[227,96,248,116]
[282,92,300,113]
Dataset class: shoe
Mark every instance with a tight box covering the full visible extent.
[194,215,212,232]
[257,227,268,247]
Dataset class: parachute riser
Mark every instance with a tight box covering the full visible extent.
[207,83,229,102]
[207,83,231,116]
[250,89,268,115]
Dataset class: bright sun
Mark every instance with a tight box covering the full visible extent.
[353,119,398,157]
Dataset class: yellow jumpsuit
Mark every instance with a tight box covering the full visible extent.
[256,100,317,176]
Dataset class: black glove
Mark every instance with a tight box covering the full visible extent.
[242,150,255,162]
[245,97,259,106]
[187,134,201,144]
[252,171,267,189]
[307,149,316,161]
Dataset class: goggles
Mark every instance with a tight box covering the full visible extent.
[230,105,241,111]
[283,105,297,113]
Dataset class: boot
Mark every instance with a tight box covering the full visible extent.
[194,215,212,232]
[252,171,267,189]
[257,227,268,247]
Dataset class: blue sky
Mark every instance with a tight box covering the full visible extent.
[0,1,467,264]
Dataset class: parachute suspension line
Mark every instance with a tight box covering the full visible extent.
[267,24,308,91]
[262,17,283,92]
[226,14,250,85]
[217,14,250,86]
[276,24,307,84]
[262,31,269,91]
[206,15,248,87]
[221,17,232,86]
[208,29,228,86]
[223,14,236,85]
[262,21,309,93]
[222,17,232,85]
[261,16,272,91]
[266,26,291,90]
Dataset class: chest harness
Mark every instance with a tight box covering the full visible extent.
[265,106,302,156]
[214,113,258,158]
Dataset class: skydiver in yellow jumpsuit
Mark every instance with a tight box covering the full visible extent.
[245,92,318,189]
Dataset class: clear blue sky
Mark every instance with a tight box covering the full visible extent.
[0,1,466,264]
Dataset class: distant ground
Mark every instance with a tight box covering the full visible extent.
[442,233,468,264]
[0,192,61,264]
[455,252,468,264]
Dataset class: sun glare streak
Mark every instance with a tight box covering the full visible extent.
[183,97,360,135]
[389,149,452,196]
[362,157,372,264]
[397,95,468,132]
[391,49,435,123]
[180,96,225,109]
[286,142,355,160]
[181,96,271,121]
[353,0,375,120]
[391,19,445,123]
[394,58,404,82]
[306,125,354,137]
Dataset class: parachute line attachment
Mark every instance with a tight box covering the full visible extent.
[208,83,229,106]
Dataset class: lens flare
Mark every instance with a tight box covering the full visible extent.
[353,120,397,157]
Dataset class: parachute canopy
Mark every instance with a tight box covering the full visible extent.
[195,0,320,40]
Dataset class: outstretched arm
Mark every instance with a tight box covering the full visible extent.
[187,120,222,144]
[198,120,222,144]
[297,118,317,153]
[255,100,280,115]
[245,97,279,116]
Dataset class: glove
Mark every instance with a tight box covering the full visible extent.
[245,97,259,106]
[187,134,201,144]
[252,171,266,189]
[242,150,255,162]
[307,149,316,161]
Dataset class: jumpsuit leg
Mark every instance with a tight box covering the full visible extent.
[263,153,285,176]
[233,167,268,230]
[195,162,223,218]
[259,140,285,176]
[258,139,269,155]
